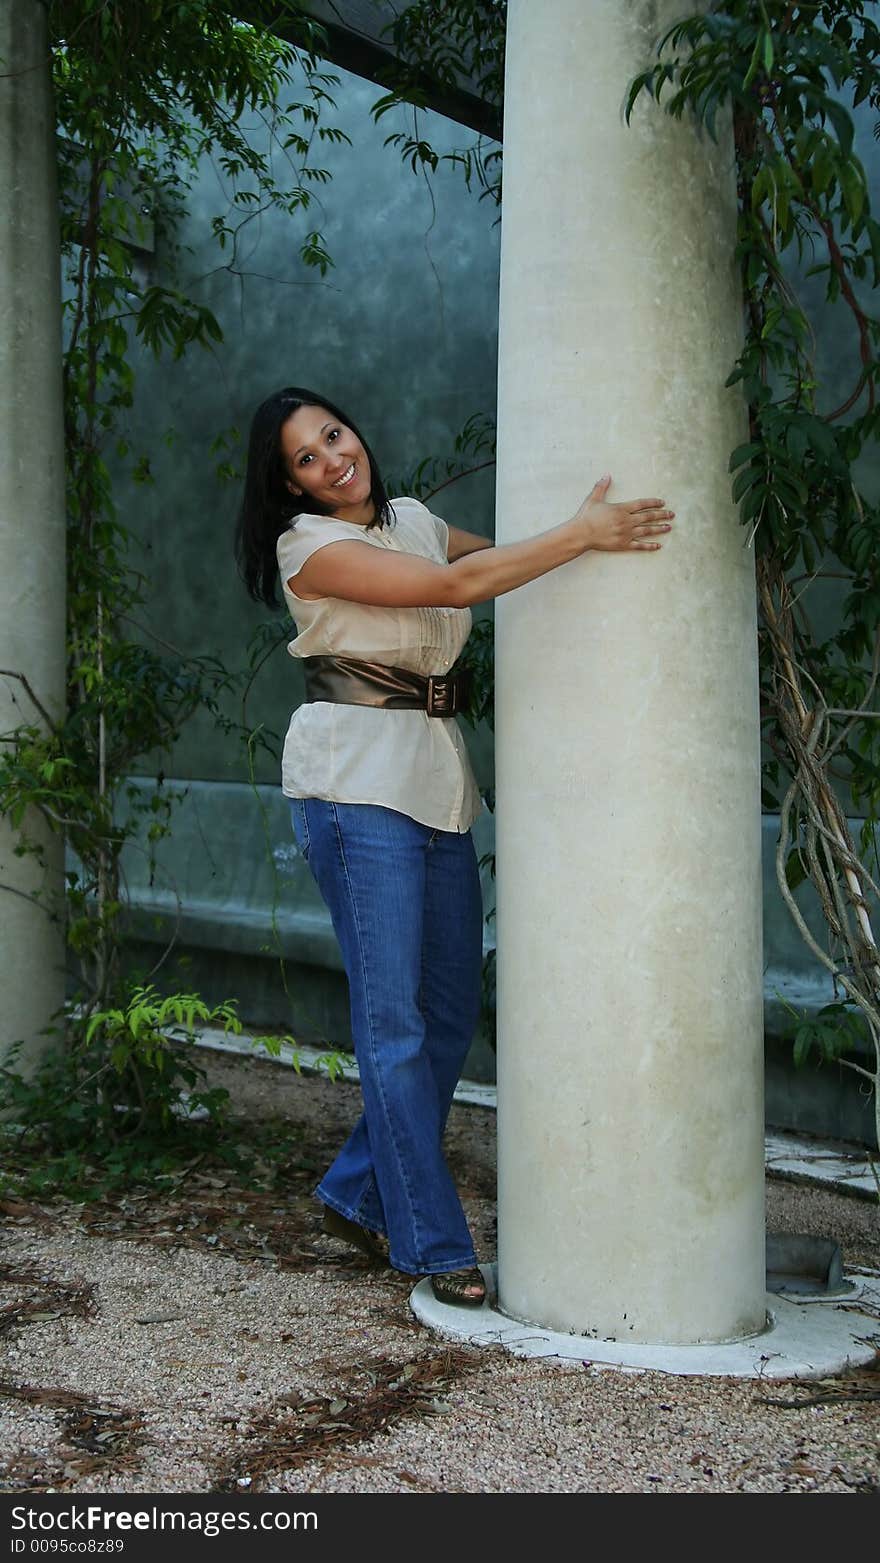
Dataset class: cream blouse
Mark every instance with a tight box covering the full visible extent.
[276,497,484,833]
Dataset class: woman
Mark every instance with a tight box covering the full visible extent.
[235,386,673,1308]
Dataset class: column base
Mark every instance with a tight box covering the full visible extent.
[409,1264,880,1380]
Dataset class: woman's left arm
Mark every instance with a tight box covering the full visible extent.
[446,525,493,562]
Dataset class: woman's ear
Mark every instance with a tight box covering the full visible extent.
[286,480,301,496]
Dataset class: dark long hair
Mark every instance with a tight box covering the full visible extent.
[234,386,395,607]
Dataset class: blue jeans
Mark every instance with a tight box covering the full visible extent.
[289,797,484,1275]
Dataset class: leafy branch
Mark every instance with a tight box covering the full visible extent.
[369,0,505,206]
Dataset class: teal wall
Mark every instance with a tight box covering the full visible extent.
[116,59,500,791]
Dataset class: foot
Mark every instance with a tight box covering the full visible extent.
[321,1204,390,1266]
[429,1266,486,1309]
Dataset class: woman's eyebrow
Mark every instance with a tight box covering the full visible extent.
[293,421,335,459]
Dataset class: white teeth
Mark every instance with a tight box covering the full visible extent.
[333,463,356,487]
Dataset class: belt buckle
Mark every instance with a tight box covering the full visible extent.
[427,673,455,717]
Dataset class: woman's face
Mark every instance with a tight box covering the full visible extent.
[280,403,374,524]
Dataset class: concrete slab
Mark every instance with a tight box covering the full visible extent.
[766,1130,879,1200]
[410,1265,880,1379]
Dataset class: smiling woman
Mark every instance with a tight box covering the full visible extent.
[233,383,673,1311]
[279,404,376,525]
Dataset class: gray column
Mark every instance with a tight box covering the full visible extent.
[0,0,66,1068]
[494,0,766,1343]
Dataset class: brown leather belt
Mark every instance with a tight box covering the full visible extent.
[301,655,471,717]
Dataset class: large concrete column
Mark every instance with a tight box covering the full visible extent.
[495,0,766,1343]
[0,1,67,1067]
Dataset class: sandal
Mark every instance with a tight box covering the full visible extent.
[429,1266,487,1309]
[321,1204,390,1266]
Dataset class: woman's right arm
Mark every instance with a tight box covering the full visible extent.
[287,476,674,609]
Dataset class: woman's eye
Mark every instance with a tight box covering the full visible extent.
[327,428,340,443]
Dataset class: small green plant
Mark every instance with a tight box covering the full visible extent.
[0,987,235,1199]
[248,1031,353,1082]
[0,985,352,1200]
[80,985,242,1127]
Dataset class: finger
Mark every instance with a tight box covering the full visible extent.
[625,509,674,528]
[631,540,663,550]
[629,498,666,513]
[591,473,612,498]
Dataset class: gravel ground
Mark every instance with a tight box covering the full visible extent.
[1,1050,878,1496]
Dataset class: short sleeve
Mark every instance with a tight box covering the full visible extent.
[276,517,367,582]
[392,496,448,561]
[427,510,449,559]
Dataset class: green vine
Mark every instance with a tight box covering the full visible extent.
[0,1,352,1182]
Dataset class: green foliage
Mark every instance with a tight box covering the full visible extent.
[627,2,880,562]
[389,411,497,503]
[370,0,505,205]
[0,985,351,1200]
[791,1001,870,1068]
[247,1032,352,1083]
[0,989,238,1199]
[51,0,338,236]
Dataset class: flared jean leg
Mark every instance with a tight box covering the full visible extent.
[290,798,481,1275]
[315,822,484,1236]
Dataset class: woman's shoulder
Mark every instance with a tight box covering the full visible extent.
[390,495,428,512]
[277,512,359,546]
[276,513,366,575]
[389,498,448,561]
[282,510,362,533]
[390,495,446,521]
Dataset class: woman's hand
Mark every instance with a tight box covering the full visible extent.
[572,474,674,552]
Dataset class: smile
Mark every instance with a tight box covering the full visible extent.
[332,462,357,488]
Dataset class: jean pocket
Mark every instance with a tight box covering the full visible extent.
[290,798,311,862]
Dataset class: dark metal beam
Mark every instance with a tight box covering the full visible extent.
[241,1,502,140]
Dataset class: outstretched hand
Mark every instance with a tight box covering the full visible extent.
[574,474,674,552]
